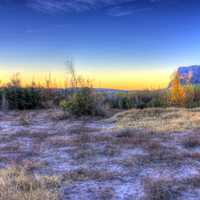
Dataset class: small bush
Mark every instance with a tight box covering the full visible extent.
[5,87,42,110]
[60,87,105,117]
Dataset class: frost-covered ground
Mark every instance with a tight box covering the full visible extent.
[1,109,200,200]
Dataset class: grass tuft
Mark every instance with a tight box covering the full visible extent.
[0,167,60,200]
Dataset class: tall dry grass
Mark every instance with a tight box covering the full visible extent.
[0,167,60,200]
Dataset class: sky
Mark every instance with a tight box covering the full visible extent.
[1,0,200,89]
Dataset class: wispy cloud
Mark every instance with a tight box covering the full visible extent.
[107,6,153,17]
[1,0,161,16]
[107,7,134,17]
[28,0,92,13]
[25,23,68,34]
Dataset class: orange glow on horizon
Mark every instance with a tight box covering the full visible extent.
[0,69,171,90]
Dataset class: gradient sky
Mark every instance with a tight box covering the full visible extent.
[1,0,200,89]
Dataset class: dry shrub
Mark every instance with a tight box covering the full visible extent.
[22,160,48,172]
[144,178,178,200]
[102,144,120,156]
[144,174,200,200]
[72,132,110,146]
[9,130,50,142]
[63,168,117,182]
[71,145,94,161]
[19,115,31,126]
[187,152,200,160]
[144,140,163,153]
[182,136,200,148]
[115,128,139,138]
[0,167,60,200]
[47,137,70,147]
[181,175,200,188]
[95,187,114,200]
[114,128,152,147]
[0,143,21,153]
[68,126,100,135]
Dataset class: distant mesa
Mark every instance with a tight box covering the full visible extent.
[177,65,200,85]
[95,88,128,94]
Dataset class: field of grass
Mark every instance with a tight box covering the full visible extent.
[113,107,200,133]
[1,108,200,199]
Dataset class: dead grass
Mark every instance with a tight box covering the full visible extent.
[113,128,162,152]
[22,160,49,172]
[62,168,118,182]
[113,107,200,133]
[68,126,100,135]
[181,174,200,188]
[71,145,95,161]
[144,173,200,200]
[72,133,111,146]
[7,130,51,142]
[47,137,70,147]
[0,167,60,200]
[94,187,114,200]
[19,115,31,126]
[187,152,200,160]
[0,143,21,153]
[101,144,120,156]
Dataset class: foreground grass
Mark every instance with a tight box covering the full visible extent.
[0,167,60,200]
[2,109,200,199]
[113,107,200,133]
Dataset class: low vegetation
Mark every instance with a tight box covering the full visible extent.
[60,87,105,117]
[0,167,60,200]
[113,107,200,133]
[1,71,200,118]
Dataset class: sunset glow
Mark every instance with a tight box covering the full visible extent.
[0,68,171,90]
[1,1,200,89]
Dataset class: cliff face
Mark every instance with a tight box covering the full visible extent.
[178,65,200,85]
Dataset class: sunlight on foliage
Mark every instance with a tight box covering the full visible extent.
[169,72,186,106]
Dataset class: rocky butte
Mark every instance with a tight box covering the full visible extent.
[177,65,200,85]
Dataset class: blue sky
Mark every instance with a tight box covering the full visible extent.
[0,0,200,89]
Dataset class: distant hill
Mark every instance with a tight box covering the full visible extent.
[52,88,128,95]
[177,65,200,85]
[95,88,128,94]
